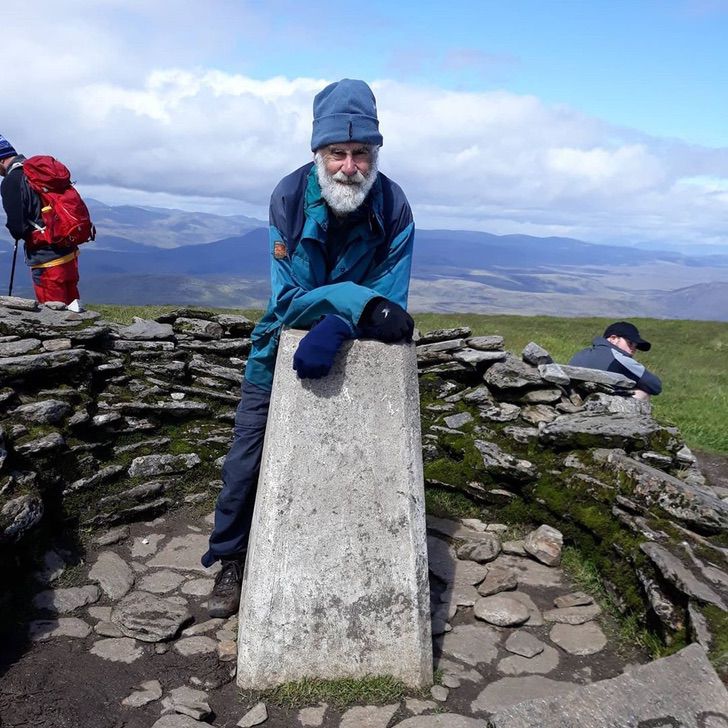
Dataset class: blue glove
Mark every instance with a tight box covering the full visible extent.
[293,315,352,379]
[359,298,414,343]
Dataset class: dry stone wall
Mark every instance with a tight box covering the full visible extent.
[0,297,251,562]
[415,326,728,671]
[0,297,726,674]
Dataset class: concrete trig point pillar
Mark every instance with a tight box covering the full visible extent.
[237,330,432,689]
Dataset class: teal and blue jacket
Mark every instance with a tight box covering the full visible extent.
[245,162,415,390]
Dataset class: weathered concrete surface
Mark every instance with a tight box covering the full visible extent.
[489,644,728,727]
[237,331,432,689]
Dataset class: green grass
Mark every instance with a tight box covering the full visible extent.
[91,303,262,325]
[425,486,484,520]
[244,674,412,710]
[560,546,666,659]
[91,306,728,454]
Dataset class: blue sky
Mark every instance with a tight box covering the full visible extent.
[2,0,728,247]
[203,0,728,147]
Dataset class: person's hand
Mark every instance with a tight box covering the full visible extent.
[359,298,414,343]
[293,315,352,379]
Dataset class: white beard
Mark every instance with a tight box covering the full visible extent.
[314,151,379,216]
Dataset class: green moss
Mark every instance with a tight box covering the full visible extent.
[703,604,728,678]
[425,486,483,520]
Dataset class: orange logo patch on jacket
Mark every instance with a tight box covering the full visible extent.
[273,241,288,259]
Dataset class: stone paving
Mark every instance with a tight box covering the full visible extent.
[4,504,674,728]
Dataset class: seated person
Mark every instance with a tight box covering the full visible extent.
[569,321,662,400]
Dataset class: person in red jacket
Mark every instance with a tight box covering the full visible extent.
[0,135,83,310]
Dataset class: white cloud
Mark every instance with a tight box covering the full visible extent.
[2,1,728,248]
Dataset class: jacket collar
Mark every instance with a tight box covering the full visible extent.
[592,335,634,358]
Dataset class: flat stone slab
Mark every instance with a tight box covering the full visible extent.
[173,636,217,656]
[137,569,186,594]
[121,679,162,707]
[128,453,201,479]
[161,686,211,721]
[180,577,214,596]
[489,554,562,588]
[339,704,399,728]
[489,644,728,726]
[540,413,664,450]
[32,585,100,613]
[90,637,144,663]
[554,591,593,608]
[641,542,727,609]
[497,644,560,675]
[237,701,268,726]
[549,621,607,655]
[404,698,437,715]
[438,623,501,666]
[297,704,328,726]
[477,565,518,596]
[506,591,544,626]
[147,534,213,573]
[237,333,431,689]
[395,717,483,728]
[112,591,191,642]
[505,631,546,658]
[131,533,165,558]
[458,535,501,564]
[472,675,579,714]
[543,604,602,625]
[474,595,530,626]
[558,364,635,388]
[88,551,135,600]
[151,716,204,728]
[28,618,92,641]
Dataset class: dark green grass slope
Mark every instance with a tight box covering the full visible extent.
[93,305,728,455]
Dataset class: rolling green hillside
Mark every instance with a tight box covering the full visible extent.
[94,305,728,455]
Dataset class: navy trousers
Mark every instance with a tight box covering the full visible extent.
[201,379,271,567]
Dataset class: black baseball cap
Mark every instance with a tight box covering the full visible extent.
[603,321,651,351]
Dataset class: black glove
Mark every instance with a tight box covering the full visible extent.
[358,298,414,343]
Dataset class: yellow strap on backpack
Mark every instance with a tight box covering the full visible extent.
[30,249,79,269]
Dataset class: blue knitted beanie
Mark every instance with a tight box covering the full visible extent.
[0,135,17,161]
[311,79,383,152]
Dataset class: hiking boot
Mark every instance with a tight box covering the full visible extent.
[208,556,245,618]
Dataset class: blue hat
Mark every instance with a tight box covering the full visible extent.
[0,135,17,161]
[311,79,383,152]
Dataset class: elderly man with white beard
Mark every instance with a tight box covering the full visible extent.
[202,79,416,618]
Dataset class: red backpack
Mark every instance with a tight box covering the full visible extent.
[22,155,96,248]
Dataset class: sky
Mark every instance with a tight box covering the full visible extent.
[2,0,728,248]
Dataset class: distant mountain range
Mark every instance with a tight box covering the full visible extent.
[3,199,728,320]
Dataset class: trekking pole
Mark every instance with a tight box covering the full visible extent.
[8,239,18,296]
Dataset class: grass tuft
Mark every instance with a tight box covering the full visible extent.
[560,546,664,658]
[243,674,412,710]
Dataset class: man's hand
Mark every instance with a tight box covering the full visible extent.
[359,298,414,343]
[293,315,352,379]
